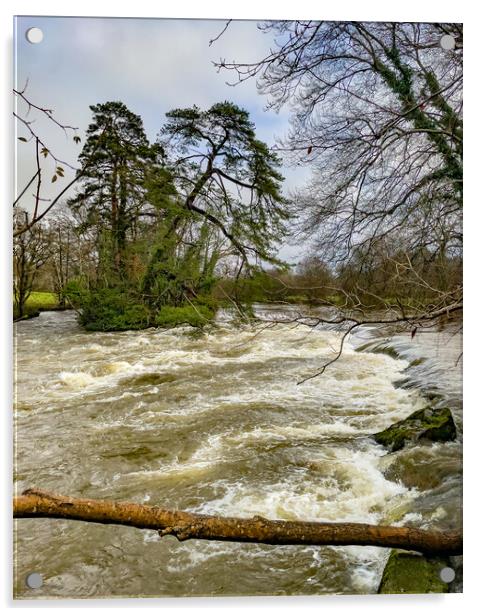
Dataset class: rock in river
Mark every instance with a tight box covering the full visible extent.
[378,549,450,594]
[373,406,456,453]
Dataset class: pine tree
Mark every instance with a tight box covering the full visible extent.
[142,102,290,301]
[69,101,158,279]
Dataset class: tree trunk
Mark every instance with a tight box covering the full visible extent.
[14,489,462,556]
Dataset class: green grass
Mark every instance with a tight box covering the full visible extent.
[25,291,59,311]
[14,291,59,319]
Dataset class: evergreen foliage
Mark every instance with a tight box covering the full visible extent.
[68,101,160,279]
[65,100,289,331]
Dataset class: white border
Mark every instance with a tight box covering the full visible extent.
[2,1,479,614]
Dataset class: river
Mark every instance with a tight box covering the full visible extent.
[13,306,462,598]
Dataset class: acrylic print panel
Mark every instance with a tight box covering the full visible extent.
[13,16,463,598]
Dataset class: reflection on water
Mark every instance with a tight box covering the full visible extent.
[13,308,462,597]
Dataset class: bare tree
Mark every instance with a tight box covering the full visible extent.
[13,84,106,236]
[295,256,333,302]
[13,209,52,318]
[218,21,461,260]
[215,21,463,375]
[45,209,81,308]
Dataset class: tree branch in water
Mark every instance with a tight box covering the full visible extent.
[14,488,462,556]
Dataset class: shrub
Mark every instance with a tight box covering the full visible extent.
[285,294,309,304]
[155,304,214,328]
[193,293,219,312]
[65,283,216,331]
[63,279,89,308]
[75,287,152,331]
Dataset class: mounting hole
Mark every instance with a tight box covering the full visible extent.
[440,34,456,50]
[439,566,456,583]
[25,27,44,44]
[25,572,43,589]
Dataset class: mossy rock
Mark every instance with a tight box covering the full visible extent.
[373,407,456,453]
[378,549,450,594]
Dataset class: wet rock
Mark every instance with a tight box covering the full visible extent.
[101,445,158,461]
[378,549,450,594]
[120,372,177,387]
[373,407,456,453]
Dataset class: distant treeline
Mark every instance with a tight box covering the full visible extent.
[218,250,461,309]
[28,245,461,323]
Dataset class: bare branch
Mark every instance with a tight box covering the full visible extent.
[15,488,462,555]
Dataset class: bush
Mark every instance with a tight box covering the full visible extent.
[193,293,219,312]
[63,279,88,308]
[285,294,309,304]
[65,282,216,331]
[75,287,152,331]
[155,304,214,328]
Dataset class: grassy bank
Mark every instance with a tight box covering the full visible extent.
[14,291,59,320]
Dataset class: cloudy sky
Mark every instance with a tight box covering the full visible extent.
[14,16,311,262]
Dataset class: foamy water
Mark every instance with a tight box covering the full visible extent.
[13,309,462,597]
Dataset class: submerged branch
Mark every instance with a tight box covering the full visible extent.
[14,489,462,556]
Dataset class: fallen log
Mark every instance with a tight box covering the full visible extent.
[14,488,462,556]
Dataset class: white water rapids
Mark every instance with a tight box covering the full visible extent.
[13,307,462,597]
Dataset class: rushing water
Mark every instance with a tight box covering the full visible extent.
[13,307,462,598]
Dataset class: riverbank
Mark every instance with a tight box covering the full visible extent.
[13,292,61,321]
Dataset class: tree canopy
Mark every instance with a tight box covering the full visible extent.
[217,21,462,318]
[60,100,290,328]
[159,102,289,265]
[68,101,159,277]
